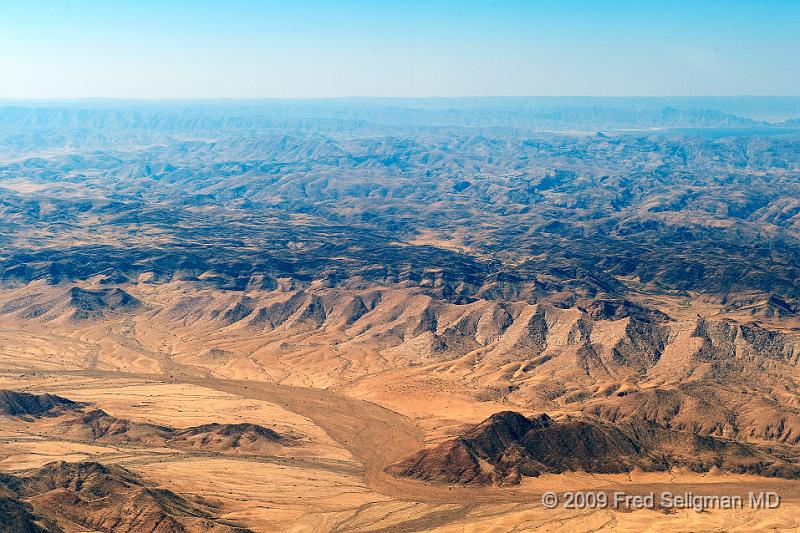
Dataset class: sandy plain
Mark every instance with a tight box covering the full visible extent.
[0,288,799,532]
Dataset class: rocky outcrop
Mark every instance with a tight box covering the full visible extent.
[0,390,291,455]
[0,391,83,419]
[58,409,289,453]
[388,411,800,485]
[0,496,63,533]
[68,287,141,319]
[0,461,252,533]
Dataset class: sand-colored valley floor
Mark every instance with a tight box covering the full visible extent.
[1,309,799,531]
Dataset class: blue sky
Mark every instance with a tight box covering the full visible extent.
[1,0,798,98]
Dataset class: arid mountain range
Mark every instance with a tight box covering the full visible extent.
[1,98,799,531]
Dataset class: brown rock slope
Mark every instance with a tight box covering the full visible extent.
[0,390,291,454]
[0,496,63,533]
[57,410,290,453]
[67,287,142,320]
[0,390,84,418]
[388,411,800,485]
[0,461,252,532]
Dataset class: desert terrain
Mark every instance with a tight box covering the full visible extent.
[1,99,800,531]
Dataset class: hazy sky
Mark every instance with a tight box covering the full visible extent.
[2,0,799,98]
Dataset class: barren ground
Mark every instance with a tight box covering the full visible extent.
[1,318,799,532]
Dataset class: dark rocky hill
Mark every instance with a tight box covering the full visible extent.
[0,461,252,533]
[388,411,800,485]
[0,391,83,418]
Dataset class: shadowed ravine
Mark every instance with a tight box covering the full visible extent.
[3,98,800,532]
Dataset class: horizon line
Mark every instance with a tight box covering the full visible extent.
[2,95,800,103]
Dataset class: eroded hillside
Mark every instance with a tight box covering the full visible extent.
[1,100,800,531]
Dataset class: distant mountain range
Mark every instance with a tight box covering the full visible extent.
[1,99,800,497]
[1,97,800,139]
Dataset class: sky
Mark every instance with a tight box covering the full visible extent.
[1,0,799,99]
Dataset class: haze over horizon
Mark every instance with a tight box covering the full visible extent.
[2,0,799,99]
[4,2,800,532]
